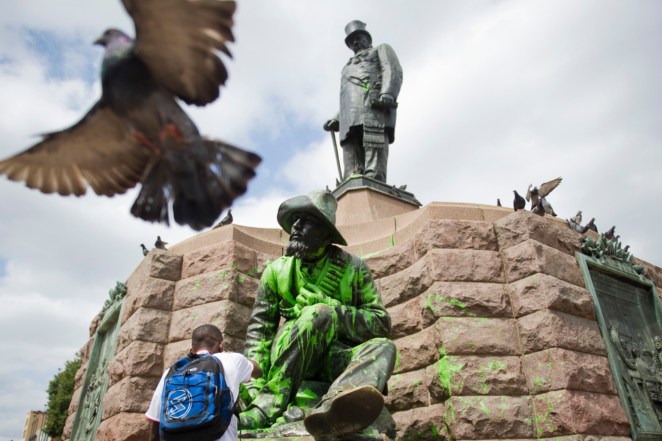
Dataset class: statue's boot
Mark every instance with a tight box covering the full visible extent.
[303,385,384,438]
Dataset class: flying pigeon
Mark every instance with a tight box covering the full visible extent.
[140,243,150,256]
[155,236,168,250]
[526,177,562,210]
[213,209,233,228]
[0,0,261,231]
[513,190,526,211]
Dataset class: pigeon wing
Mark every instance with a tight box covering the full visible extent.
[123,0,236,106]
[538,177,562,198]
[0,103,149,197]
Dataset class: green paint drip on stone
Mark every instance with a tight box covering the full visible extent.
[436,348,463,399]
[533,394,558,437]
[425,293,476,317]
[458,396,490,418]
[486,360,507,371]
[430,424,446,441]
[479,399,490,417]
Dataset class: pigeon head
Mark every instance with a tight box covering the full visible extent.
[94,28,133,48]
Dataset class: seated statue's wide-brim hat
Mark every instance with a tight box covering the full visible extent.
[277,190,348,246]
[344,20,372,48]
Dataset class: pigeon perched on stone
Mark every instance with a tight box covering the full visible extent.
[497,198,502,207]
[140,243,150,256]
[155,236,168,250]
[579,218,597,234]
[532,201,546,216]
[526,177,562,210]
[537,197,557,216]
[213,209,233,228]
[566,211,583,232]
[604,226,616,241]
[0,0,261,231]
[513,191,526,211]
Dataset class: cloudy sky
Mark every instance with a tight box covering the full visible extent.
[1,0,661,439]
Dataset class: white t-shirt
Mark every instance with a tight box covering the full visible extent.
[145,351,254,441]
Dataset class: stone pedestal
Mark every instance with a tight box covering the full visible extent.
[333,176,420,226]
[64,199,662,441]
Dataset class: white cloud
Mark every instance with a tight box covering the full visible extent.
[0,1,661,439]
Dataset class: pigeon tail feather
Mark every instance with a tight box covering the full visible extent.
[172,139,260,230]
[130,160,171,225]
[131,137,260,230]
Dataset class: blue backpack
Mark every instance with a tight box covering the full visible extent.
[160,353,236,441]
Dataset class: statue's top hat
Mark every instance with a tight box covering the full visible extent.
[277,190,347,246]
[344,20,372,48]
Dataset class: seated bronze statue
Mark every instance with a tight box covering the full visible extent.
[239,190,396,439]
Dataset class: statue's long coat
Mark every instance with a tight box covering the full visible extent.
[338,43,403,144]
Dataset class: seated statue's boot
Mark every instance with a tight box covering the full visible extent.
[303,385,384,438]
[239,407,268,430]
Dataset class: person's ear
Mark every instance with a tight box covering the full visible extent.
[219,341,225,352]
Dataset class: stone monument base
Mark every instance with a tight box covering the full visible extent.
[63,197,662,441]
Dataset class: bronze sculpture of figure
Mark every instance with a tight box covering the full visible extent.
[324,20,403,183]
[239,190,396,438]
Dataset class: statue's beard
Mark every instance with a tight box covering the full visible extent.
[285,236,330,260]
[285,239,314,260]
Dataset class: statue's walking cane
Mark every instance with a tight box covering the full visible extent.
[330,131,343,183]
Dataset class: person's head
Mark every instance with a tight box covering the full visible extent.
[344,20,372,53]
[191,324,224,353]
[277,190,347,260]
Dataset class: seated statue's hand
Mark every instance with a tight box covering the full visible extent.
[323,119,339,132]
[297,285,324,306]
[297,284,341,308]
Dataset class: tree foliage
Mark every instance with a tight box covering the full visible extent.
[44,353,81,437]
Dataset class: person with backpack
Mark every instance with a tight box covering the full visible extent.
[146,324,262,441]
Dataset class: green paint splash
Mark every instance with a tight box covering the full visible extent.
[425,293,476,317]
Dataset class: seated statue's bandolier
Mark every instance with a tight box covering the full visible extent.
[242,244,395,426]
